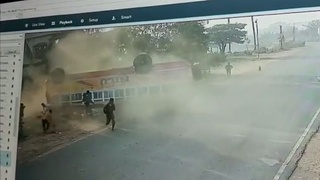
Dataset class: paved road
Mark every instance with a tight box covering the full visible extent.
[17,43,320,180]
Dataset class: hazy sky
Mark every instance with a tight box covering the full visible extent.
[207,11,320,32]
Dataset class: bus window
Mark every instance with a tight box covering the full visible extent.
[61,95,70,102]
[71,93,82,101]
[104,91,109,99]
[115,89,124,98]
[125,88,135,97]
[138,87,148,96]
[104,90,115,100]
[108,90,114,98]
[93,92,103,99]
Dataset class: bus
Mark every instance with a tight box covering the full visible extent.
[45,59,193,105]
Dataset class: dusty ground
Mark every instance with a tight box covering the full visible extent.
[17,106,106,164]
[290,133,320,180]
[17,47,305,164]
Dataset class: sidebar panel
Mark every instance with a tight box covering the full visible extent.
[0,34,24,180]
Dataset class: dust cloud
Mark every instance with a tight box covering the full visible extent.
[47,31,119,74]
[22,26,246,155]
[21,28,196,132]
[47,29,187,75]
[21,66,47,119]
[22,31,221,154]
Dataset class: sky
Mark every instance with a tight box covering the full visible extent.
[206,11,320,33]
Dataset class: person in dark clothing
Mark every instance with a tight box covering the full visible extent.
[225,62,233,76]
[82,90,94,116]
[20,103,25,118]
[103,98,116,131]
[19,103,26,138]
[44,109,54,133]
[40,103,49,133]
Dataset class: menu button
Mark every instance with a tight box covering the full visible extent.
[89,18,98,23]
[121,15,132,20]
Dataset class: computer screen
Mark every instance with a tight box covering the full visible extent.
[0,1,320,180]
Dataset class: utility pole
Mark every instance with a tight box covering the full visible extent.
[228,18,231,53]
[280,25,283,49]
[251,16,257,51]
[293,23,296,42]
[255,19,260,59]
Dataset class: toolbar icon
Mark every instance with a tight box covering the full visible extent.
[81,19,84,23]
[25,24,28,28]
[112,16,116,21]
[51,21,56,26]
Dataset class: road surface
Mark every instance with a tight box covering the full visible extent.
[17,43,320,180]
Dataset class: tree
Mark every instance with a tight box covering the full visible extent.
[304,20,320,36]
[112,28,131,57]
[169,21,209,61]
[127,23,176,53]
[78,22,209,63]
[207,23,247,54]
[126,21,209,62]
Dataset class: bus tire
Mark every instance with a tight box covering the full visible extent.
[133,54,153,74]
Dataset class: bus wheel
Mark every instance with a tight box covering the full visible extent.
[133,54,153,74]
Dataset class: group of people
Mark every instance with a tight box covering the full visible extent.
[82,90,116,131]
[19,90,116,135]
[39,89,116,133]
[19,102,55,135]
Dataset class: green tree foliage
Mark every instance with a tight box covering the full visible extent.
[207,23,247,54]
[115,28,131,55]
[169,21,209,61]
[127,23,176,53]
[71,22,208,63]
[121,21,208,61]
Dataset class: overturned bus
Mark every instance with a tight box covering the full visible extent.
[45,54,194,106]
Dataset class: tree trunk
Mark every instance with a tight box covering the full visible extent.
[219,43,227,54]
[228,18,232,53]
[222,44,226,54]
[251,16,257,51]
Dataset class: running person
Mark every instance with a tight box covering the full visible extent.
[103,98,116,131]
